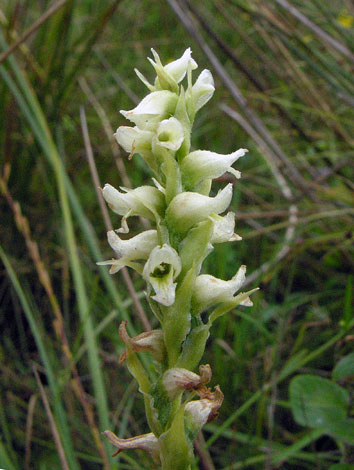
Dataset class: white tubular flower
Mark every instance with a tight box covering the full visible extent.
[107,230,158,260]
[103,430,160,462]
[115,126,153,156]
[192,69,215,112]
[166,184,233,234]
[143,244,182,306]
[155,117,184,151]
[97,230,158,275]
[121,91,178,130]
[162,365,211,399]
[102,184,165,221]
[210,212,242,243]
[182,148,247,189]
[192,265,247,311]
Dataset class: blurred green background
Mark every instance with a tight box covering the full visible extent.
[0,1,353,469]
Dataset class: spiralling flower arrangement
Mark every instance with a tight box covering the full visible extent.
[99,48,258,470]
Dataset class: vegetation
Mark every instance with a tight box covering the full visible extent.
[0,1,353,469]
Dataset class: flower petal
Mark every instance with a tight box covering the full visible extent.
[107,230,158,260]
[192,69,215,112]
[192,265,247,311]
[121,91,178,130]
[210,212,242,243]
[166,184,233,234]
[115,126,153,156]
[164,47,198,83]
[102,184,165,221]
[182,148,247,189]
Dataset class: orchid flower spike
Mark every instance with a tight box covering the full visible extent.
[99,48,258,469]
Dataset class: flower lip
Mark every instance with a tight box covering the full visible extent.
[155,117,184,151]
[143,244,182,306]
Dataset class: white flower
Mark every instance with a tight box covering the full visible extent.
[181,148,247,189]
[102,184,165,222]
[166,184,233,234]
[162,365,211,399]
[121,91,178,130]
[210,212,242,243]
[143,244,182,306]
[107,229,158,260]
[155,117,184,151]
[192,69,215,112]
[115,126,153,156]
[192,265,247,311]
[97,230,158,274]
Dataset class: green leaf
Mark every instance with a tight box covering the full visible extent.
[332,352,354,381]
[328,418,354,445]
[289,375,349,429]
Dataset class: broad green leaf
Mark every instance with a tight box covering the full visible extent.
[332,352,354,381]
[328,418,354,445]
[289,375,349,429]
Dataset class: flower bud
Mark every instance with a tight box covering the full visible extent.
[163,48,198,84]
[119,321,166,363]
[155,117,184,151]
[102,184,165,224]
[192,265,247,312]
[210,212,242,243]
[192,69,215,112]
[181,148,247,190]
[143,244,182,306]
[104,430,160,462]
[148,48,197,92]
[162,364,211,399]
[166,184,233,234]
[121,90,178,130]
